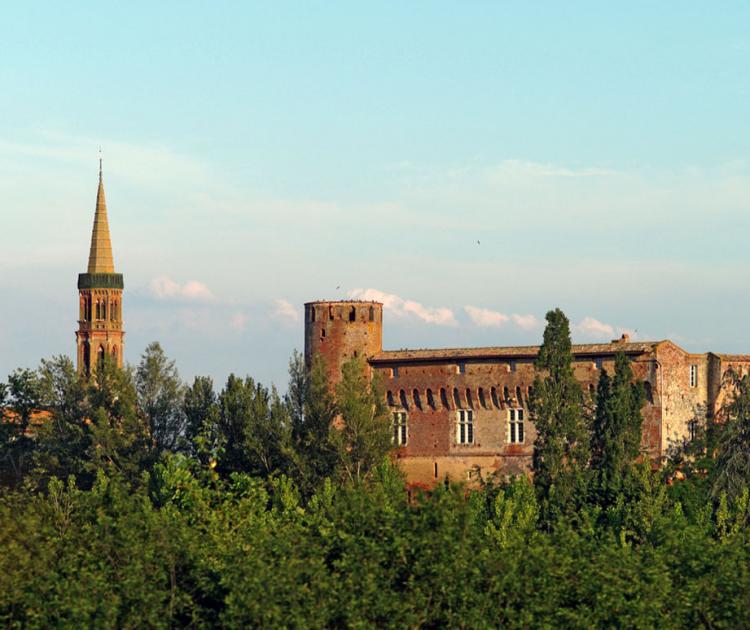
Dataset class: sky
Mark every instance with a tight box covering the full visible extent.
[1,2,749,390]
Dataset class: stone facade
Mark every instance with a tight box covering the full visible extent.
[304,300,750,487]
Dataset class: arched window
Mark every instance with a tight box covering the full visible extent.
[465,388,474,408]
[102,300,107,321]
[349,306,356,322]
[644,381,653,404]
[478,387,487,409]
[399,389,409,410]
[516,386,523,404]
[387,391,395,407]
[491,387,499,408]
[329,305,334,320]
[369,306,375,322]
[426,389,436,410]
[453,387,461,408]
[503,386,509,401]
[95,300,100,320]
[83,343,91,374]
[440,387,450,409]
[112,345,118,360]
[97,345,105,368]
[413,389,422,410]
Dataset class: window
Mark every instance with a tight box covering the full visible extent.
[392,411,408,446]
[465,388,474,408]
[689,365,698,388]
[440,388,450,409]
[386,391,395,407]
[426,389,436,410]
[413,389,422,410]
[369,306,375,322]
[457,362,466,374]
[349,306,356,322]
[478,387,487,409]
[508,408,525,444]
[509,360,517,373]
[392,366,399,378]
[399,389,409,410]
[594,357,603,370]
[456,409,474,444]
[515,386,522,404]
[453,387,461,408]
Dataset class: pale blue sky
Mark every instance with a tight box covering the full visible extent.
[1,3,749,388]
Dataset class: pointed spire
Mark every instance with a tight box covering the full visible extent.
[87,156,116,273]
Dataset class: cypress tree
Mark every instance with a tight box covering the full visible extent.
[530,308,589,526]
[590,352,645,509]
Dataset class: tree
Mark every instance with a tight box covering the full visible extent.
[86,355,153,485]
[529,308,589,525]
[0,369,42,487]
[136,342,186,453]
[183,376,220,464]
[216,375,291,477]
[332,356,392,485]
[711,370,750,501]
[286,352,337,493]
[32,356,89,486]
[590,352,645,508]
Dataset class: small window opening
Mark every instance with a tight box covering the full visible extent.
[349,306,356,322]
[457,362,466,374]
[387,391,395,406]
[426,389,436,410]
[516,386,522,404]
[329,305,334,320]
[392,366,399,378]
[399,389,409,410]
[453,387,461,408]
[478,388,487,409]
[491,387,500,408]
[413,389,422,410]
[503,386,509,401]
[369,306,375,322]
[434,462,438,478]
[689,365,698,388]
[466,388,474,408]
[595,357,603,370]
[440,388,450,409]
[509,361,517,373]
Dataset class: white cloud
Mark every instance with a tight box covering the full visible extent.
[572,316,637,341]
[349,288,457,326]
[149,276,215,302]
[464,305,509,327]
[511,313,541,331]
[464,305,540,331]
[230,312,249,332]
[271,299,301,323]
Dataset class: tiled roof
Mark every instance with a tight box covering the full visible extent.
[371,341,658,363]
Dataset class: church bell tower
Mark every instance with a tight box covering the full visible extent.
[76,160,125,374]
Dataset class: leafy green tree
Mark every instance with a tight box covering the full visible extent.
[32,356,89,486]
[590,352,645,509]
[529,308,589,526]
[183,376,220,464]
[216,375,291,477]
[136,342,186,453]
[86,355,153,485]
[0,369,42,487]
[331,356,392,484]
[287,352,337,494]
[711,370,750,501]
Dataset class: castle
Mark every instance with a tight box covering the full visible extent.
[304,300,750,486]
[73,167,750,486]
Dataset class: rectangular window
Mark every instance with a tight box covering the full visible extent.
[509,361,517,373]
[689,365,698,388]
[688,419,698,442]
[456,409,474,444]
[594,357,603,370]
[392,411,408,446]
[457,363,466,374]
[508,408,525,444]
[392,366,399,378]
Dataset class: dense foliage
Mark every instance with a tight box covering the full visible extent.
[1,320,750,627]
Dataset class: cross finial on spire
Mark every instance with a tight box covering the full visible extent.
[98,146,102,179]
